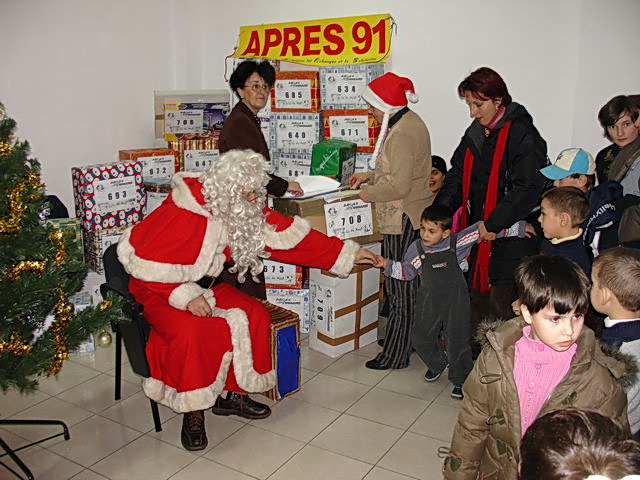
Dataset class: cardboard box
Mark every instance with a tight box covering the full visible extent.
[71,161,145,231]
[267,288,310,334]
[310,139,356,184]
[271,112,323,154]
[260,300,301,401]
[272,191,382,244]
[309,242,381,357]
[271,71,320,113]
[319,63,385,110]
[264,259,304,289]
[83,225,129,274]
[168,137,218,173]
[273,151,312,180]
[143,180,171,215]
[48,217,84,264]
[323,110,380,153]
[119,148,180,183]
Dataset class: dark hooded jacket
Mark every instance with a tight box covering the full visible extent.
[435,103,548,284]
[443,317,634,480]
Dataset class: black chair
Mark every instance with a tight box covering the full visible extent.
[100,243,162,432]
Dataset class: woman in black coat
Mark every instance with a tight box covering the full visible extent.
[434,67,548,353]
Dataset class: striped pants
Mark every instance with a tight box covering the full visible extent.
[374,215,420,369]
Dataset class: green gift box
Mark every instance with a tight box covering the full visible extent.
[48,218,84,264]
[310,139,357,184]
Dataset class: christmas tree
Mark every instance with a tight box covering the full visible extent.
[0,103,121,393]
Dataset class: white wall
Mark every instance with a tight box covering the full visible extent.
[1,0,639,211]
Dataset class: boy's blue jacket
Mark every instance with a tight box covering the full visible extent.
[583,180,622,250]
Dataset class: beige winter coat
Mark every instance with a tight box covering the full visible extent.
[443,318,632,480]
[365,110,432,234]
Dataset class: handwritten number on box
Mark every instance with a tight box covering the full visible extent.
[165,109,204,134]
[324,199,374,240]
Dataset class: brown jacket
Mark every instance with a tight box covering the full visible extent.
[365,109,432,234]
[443,318,632,480]
[219,101,288,197]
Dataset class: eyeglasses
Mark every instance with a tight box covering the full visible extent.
[243,83,271,91]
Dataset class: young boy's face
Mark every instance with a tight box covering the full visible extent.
[420,219,450,246]
[607,112,639,148]
[522,304,584,352]
[538,198,564,239]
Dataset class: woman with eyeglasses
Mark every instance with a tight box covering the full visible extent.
[218,59,303,299]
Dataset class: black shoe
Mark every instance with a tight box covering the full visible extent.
[211,392,271,419]
[377,338,385,347]
[181,411,208,451]
[365,358,391,370]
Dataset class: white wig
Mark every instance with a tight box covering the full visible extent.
[201,149,273,283]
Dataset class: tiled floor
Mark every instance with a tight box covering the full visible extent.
[0,338,460,479]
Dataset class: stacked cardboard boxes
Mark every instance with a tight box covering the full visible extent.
[309,242,382,357]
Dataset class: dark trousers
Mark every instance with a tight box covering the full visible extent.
[375,216,420,369]
[413,285,472,386]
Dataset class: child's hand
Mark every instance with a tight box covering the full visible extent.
[511,299,522,316]
[372,255,387,269]
[524,223,537,238]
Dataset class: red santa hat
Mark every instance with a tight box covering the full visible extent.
[361,72,419,168]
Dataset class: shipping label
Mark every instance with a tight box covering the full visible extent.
[93,177,137,215]
[329,115,369,146]
[324,199,374,239]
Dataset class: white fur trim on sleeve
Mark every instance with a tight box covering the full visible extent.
[168,282,215,310]
[328,240,360,278]
[265,215,311,250]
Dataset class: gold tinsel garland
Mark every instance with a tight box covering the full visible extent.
[0,141,12,156]
[44,288,73,375]
[0,332,34,356]
[0,171,43,234]
[6,259,47,280]
[49,230,66,266]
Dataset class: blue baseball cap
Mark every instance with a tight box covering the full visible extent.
[540,148,595,180]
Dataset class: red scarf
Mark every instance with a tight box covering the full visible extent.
[459,120,512,293]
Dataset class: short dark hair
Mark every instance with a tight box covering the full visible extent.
[520,407,640,480]
[420,204,453,231]
[598,95,640,140]
[541,186,590,227]
[457,67,512,106]
[592,247,640,312]
[566,172,595,190]
[515,255,590,315]
[229,60,276,99]
[431,155,447,176]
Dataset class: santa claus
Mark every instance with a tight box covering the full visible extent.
[117,149,376,450]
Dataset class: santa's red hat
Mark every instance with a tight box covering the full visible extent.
[361,72,419,168]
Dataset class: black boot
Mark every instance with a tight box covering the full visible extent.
[181,410,208,451]
[211,392,271,419]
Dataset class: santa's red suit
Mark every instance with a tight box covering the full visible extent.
[117,172,359,413]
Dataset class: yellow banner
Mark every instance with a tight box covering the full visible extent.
[233,14,392,66]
